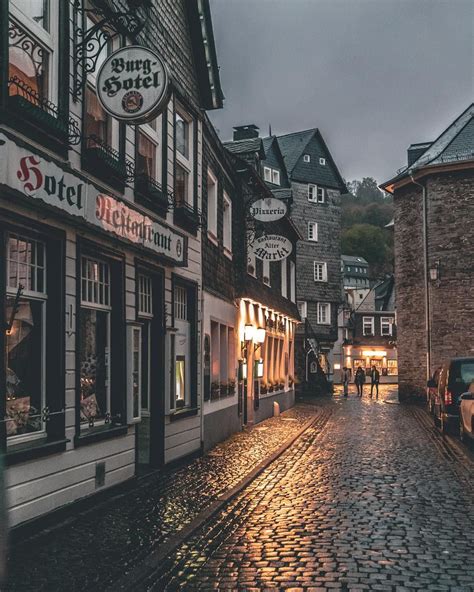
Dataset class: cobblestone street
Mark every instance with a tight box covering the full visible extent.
[138,387,474,591]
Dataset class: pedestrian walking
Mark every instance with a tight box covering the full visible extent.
[370,365,380,398]
[342,366,350,397]
[355,366,366,397]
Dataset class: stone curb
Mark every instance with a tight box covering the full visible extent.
[111,412,321,592]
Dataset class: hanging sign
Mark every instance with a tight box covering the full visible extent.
[249,197,287,222]
[96,46,170,124]
[252,234,292,261]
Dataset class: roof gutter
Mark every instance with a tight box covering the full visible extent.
[410,173,432,383]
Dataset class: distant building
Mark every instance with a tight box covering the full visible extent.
[381,103,474,399]
[341,255,370,290]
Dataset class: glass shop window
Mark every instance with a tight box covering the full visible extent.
[5,234,46,439]
[79,257,111,429]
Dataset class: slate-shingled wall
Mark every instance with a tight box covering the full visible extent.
[393,170,474,399]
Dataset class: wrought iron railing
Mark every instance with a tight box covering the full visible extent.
[135,173,173,210]
[8,76,81,145]
[84,134,134,179]
[174,199,202,227]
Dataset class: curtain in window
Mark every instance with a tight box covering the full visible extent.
[85,87,109,144]
[137,133,156,179]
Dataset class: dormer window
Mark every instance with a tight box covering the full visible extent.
[263,166,272,182]
[263,166,280,186]
[303,154,310,163]
[272,169,280,185]
[319,157,326,165]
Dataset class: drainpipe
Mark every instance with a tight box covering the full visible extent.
[410,174,431,383]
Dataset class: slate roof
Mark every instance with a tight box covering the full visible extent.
[276,130,315,173]
[341,255,369,266]
[381,103,474,190]
[223,137,264,158]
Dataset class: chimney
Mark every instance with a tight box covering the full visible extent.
[233,124,260,141]
[407,142,432,166]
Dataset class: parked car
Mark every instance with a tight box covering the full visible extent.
[432,357,474,433]
[459,384,474,444]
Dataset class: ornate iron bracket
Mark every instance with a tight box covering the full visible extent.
[72,0,146,101]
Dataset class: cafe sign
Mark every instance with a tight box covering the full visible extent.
[252,234,292,261]
[96,46,170,124]
[249,197,287,222]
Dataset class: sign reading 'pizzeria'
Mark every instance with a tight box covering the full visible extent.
[97,46,170,124]
[252,234,293,261]
[249,197,287,222]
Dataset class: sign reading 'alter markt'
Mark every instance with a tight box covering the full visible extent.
[97,46,170,124]
[252,234,293,261]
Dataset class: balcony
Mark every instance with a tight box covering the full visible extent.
[134,173,170,215]
[173,200,201,234]
[82,135,132,192]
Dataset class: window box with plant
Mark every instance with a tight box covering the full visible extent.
[210,382,220,400]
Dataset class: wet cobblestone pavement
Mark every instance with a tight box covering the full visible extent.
[5,402,321,592]
[139,386,474,592]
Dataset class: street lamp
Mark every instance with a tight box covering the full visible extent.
[244,324,255,342]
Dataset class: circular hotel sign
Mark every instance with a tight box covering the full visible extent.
[253,234,293,261]
[97,46,170,124]
[249,197,287,222]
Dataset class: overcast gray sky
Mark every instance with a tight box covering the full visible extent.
[208,0,473,184]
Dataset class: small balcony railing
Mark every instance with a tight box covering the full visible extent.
[135,173,172,213]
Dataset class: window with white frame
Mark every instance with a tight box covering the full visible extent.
[5,233,47,438]
[308,184,317,202]
[308,222,318,241]
[223,192,232,254]
[381,317,393,336]
[207,169,218,238]
[303,154,311,163]
[319,157,326,165]
[272,169,280,185]
[317,302,330,325]
[290,260,296,302]
[314,261,327,282]
[174,105,194,207]
[263,259,270,286]
[136,117,162,186]
[8,1,57,104]
[297,301,307,319]
[174,286,188,321]
[263,166,272,182]
[363,316,375,336]
[281,259,287,298]
[79,256,111,429]
[317,187,325,202]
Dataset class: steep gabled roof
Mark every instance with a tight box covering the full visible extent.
[381,103,474,191]
[276,129,347,192]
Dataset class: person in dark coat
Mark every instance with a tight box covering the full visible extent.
[370,365,380,398]
[354,366,366,397]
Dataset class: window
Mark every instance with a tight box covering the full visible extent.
[314,261,327,282]
[138,274,153,317]
[207,169,218,238]
[223,193,232,254]
[303,154,310,163]
[8,1,56,105]
[263,259,270,286]
[5,234,46,438]
[317,187,325,203]
[290,260,296,302]
[210,321,236,401]
[174,286,187,321]
[319,157,326,165]
[263,166,272,182]
[127,324,141,423]
[272,170,280,185]
[79,257,111,429]
[308,222,318,241]
[308,184,317,202]
[297,301,307,319]
[137,132,156,180]
[387,360,398,376]
[174,106,193,207]
[175,356,186,408]
[84,85,111,147]
[381,317,393,336]
[281,259,287,298]
[317,302,330,325]
[363,316,375,336]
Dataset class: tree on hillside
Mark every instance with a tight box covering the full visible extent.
[341,224,393,277]
[345,177,391,204]
[341,202,394,229]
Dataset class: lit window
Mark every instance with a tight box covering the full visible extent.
[223,192,232,254]
[317,302,330,325]
[363,316,375,336]
[303,154,310,163]
[175,356,186,407]
[308,222,318,241]
[5,233,47,438]
[314,261,327,282]
[319,157,326,165]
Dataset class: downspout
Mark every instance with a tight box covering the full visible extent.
[410,174,431,383]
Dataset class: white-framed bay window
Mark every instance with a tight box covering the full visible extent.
[5,233,47,440]
[79,256,112,430]
[8,0,58,104]
[174,104,194,207]
[317,302,331,325]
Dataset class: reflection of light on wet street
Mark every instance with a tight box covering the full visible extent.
[333,383,399,404]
